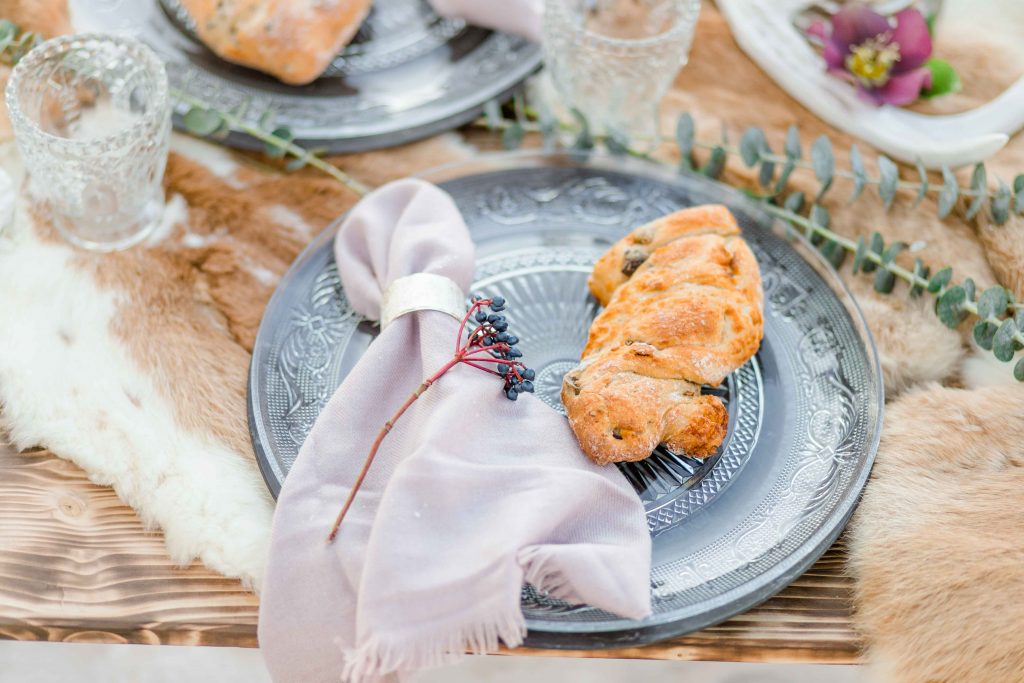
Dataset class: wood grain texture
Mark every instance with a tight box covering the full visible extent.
[0,443,862,662]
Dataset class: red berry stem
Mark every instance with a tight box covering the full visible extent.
[327,296,532,543]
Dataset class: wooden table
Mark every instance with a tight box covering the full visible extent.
[0,443,860,662]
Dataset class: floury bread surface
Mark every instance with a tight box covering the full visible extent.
[181,0,372,84]
[561,205,764,465]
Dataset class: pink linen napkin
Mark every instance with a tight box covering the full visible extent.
[258,179,652,683]
[429,0,542,42]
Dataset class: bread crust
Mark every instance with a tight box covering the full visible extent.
[182,0,373,85]
[562,205,763,465]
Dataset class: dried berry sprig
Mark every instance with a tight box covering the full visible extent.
[327,296,534,542]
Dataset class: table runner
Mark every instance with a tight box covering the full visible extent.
[0,1,1023,680]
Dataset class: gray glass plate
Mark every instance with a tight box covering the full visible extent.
[68,0,540,153]
[248,152,882,648]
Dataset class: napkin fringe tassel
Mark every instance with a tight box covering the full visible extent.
[341,606,527,682]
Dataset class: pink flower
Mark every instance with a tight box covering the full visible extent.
[808,4,933,106]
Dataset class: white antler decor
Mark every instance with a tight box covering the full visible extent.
[718,0,1024,168]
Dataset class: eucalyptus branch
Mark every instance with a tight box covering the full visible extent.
[169,89,371,197]
[0,19,40,66]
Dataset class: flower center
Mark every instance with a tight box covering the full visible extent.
[845,35,900,87]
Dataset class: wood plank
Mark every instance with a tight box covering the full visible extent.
[0,443,862,662]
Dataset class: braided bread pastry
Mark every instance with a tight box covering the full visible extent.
[561,205,763,465]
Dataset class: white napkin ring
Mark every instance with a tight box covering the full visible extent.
[380,273,466,329]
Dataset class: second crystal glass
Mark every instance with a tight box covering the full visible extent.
[5,34,171,251]
[544,0,701,147]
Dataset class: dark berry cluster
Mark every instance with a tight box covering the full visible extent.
[457,295,536,401]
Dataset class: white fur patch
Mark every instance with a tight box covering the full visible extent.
[267,204,315,239]
[0,194,272,588]
[170,135,246,189]
[145,193,189,246]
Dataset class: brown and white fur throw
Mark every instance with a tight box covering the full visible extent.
[1,1,1023,680]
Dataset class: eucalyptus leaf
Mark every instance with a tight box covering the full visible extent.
[874,268,896,294]
[935,285,967,328]
[258,109,275,131]
[1015,174,1024,214]
[774,159,795,194]
[881,241,906,264]
[821,239,846,269]
[973,321,998,351]
[877,155,898,209]
[1015,357,1024,382]
[784,125,801,160]
[928,266,953,293]
[182,107,224,136]
[993,319,1018,361]
[849,144,866,203]
[853,235,868,274]
[285,156,308,171]
[676,113,695,170]
[913,158,928,208]
[910,258,929,297]
[978,286,1010,319]
[810,204,830,229]
[963,277,976,301]
[811,135,834,200]
[0,20,17,47]
[938,165,958,218]
[702,146,726,179]
[502,122,525,150]
[740,127,766,167]
[993,179,1011,225]
[264,126,294,158]
[605,132,630,156]
[571,108,593,151]
[784,191,805,214]
[965,163,986,220]
[758,160,775,188]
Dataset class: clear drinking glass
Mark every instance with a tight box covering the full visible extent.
[5,34,171,251]
[543,0,701,147]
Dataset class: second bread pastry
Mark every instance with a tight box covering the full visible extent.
[561,204,763,465]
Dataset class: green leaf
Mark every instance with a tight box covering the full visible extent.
[501,122,525,150]
[974,321,998,351]
[978,286,1010,319]
[965,163,987,220]
[785,125,801,160]
[1014,174,1024,214]
[257,109,275,131]
[913,158,929,208]
[935,285,967,328]
[808,204,828,245]
[811,135,834,201]
[874,268,896,294]
[921,58,962,99]
[849,144,866,203]
[740,127,766,167]
[182,107,224,136]
[993,179,1011,224]
[784,191,805,214]
[819,239,846,269]
[877,155,898,209]
[928,266,953,293]
[264,126,293,158]
[0,20,17,47]
[702,146,726,179]
[571,108,593,151]
[285,156,308,171]
[676,113,695,171]
[860,232,884,273]
[758,160,776,189]
[910,258,929,297]
[938,165,958,218]
[605,131,630,156]
[1014,357,1024,381]
[881,241,906,264]
[774,159,795,194]
[963,277,976,301]
[993,319,1018,361]
[853,236,868,274]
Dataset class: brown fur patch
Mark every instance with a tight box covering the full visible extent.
[849,382,1024,683]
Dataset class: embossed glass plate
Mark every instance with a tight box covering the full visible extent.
[248,152,883,648]
[68,0,541,152]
